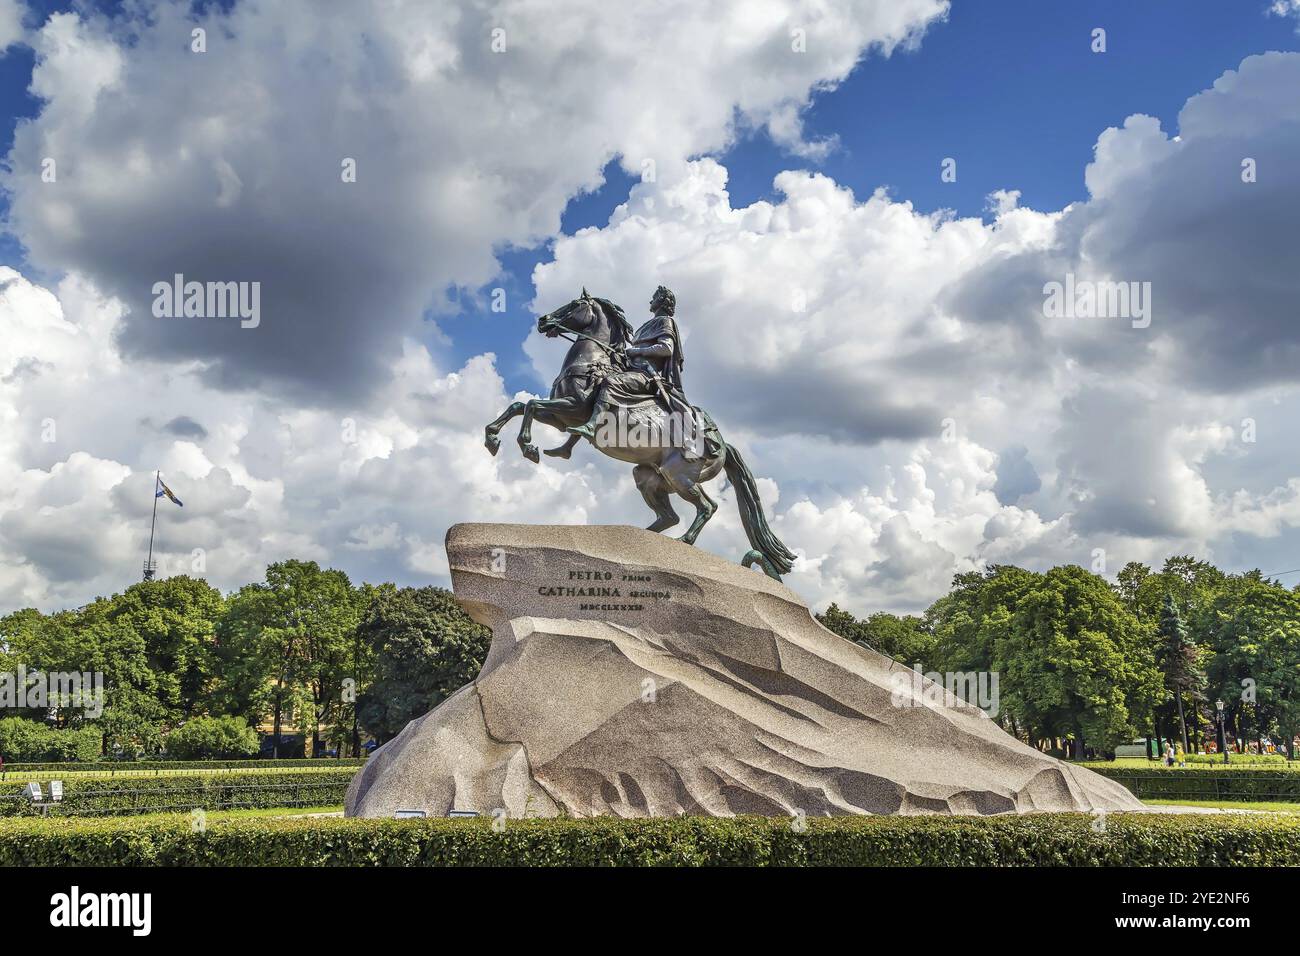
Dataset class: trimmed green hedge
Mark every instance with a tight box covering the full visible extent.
[0,768,357,817]
[1,758,366,774]
[1184,753,1296,766]
[0,813,1296,866]
[1088,765,1300,801]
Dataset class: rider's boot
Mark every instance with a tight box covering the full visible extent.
[543,434,581,459]
[567,400,607,441]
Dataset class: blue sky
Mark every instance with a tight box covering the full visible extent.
[3,0,1297,394]
[444,0,1300,394]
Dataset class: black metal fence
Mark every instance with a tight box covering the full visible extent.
[1095,769,1300,803]
[0,775,353,817]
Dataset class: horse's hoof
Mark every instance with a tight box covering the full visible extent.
[484,434,500,456]
[521,443,540,463]
[543,445,572,459]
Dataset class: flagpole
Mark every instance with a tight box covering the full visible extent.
[144,470,159,581]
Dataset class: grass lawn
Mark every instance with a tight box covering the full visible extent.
[1144,799,1300,813]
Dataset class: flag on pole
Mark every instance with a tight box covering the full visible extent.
[156,475,184,507]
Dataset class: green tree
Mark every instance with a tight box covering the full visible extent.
[926,566,1041,743]
[334,583,380,756]
[816,604,936,668]
[4,600,164,754]
[928,565,1161,756]
[105,577,226,722]
[210,583,277,727]
[0,607,45,656]
[1122,557,1226,755]
[8,579,225,751]
[1000,566,1161,757]
[817,603,867,644]
[1196,575,1300,758]
[355,586,490,743]
[1115,561,1151,614]
[1156,593,1203,752]
[220,561,360,757]
[928,566,1040,675]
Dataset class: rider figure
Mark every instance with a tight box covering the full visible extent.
[568,285,694,442]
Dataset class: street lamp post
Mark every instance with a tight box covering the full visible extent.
[1215,699,1228,765]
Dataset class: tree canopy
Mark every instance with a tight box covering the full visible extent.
[1,551,1295,762]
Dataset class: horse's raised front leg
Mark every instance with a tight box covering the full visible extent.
[484,401,526,456]
[518,397,582,463]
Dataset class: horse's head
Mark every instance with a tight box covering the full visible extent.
[537,288,633,345]
[537,289,596,339]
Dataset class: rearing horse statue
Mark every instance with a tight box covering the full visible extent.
[484,290,797,579]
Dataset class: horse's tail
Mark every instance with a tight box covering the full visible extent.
[722,441,797,577]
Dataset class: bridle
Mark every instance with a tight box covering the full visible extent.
[539,301,627,365]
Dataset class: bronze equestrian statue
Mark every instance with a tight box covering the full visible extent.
[483,287,796,580]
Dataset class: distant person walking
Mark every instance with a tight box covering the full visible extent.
[1165,743,1175,766]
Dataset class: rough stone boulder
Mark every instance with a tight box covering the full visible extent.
[346,523,1142,818]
